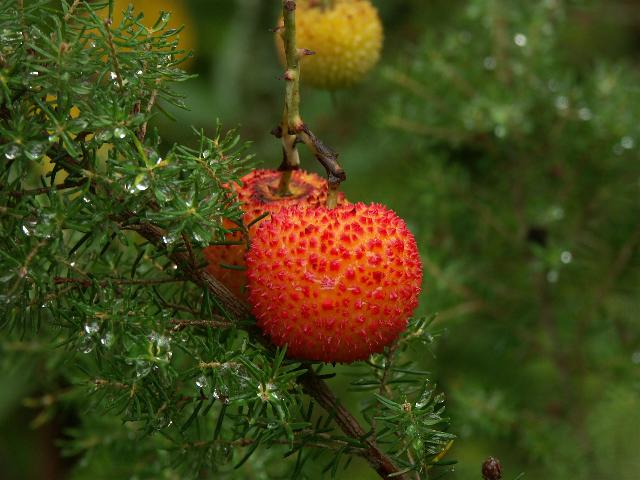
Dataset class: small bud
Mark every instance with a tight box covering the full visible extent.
[299,48,315,57]
[284,1,296,12]
[284,70,295,81]
[482,457,502,480]
[270,126,283,138]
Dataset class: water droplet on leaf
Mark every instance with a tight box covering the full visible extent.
[100,333,114,348]
[4,144,21,160]
[95,129,113,142]
[24,142,46,161]
[195,375,209,390]
[113,127,127,140]
[84,322,99,335]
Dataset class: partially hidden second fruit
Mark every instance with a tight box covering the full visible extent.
[247,203,422,363]
[276,0,383,90]
[203,169,346,298]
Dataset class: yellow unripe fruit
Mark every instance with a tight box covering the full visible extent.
[276,0,383,90]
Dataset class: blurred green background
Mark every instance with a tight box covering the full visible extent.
[2,0,639,478]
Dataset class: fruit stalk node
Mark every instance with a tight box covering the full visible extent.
[276,0,345,203]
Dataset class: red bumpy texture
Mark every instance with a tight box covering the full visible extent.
[246,203,423,363]
[202,169,346,298]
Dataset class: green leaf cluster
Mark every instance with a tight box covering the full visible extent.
[0,2,451,479]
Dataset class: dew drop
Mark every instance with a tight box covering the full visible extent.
[578,107,592,121]
[24,142,46,161]
[162,232,179,245]
[555,96,569,111]
[514,33,527,47]
[135,360,152,378]
[134,174,150,191]
[84,322,99,335]
[621,136,635,150]
[560,251,572,264]
[149,332,172,362]
[100,333,114,348]
[613,143,624,156]
[549,205,565,221]
[71,118,89,131]
[483,56,497,70]
[95,129,113,142]
[415,391,431,409]
[195,375,209,390]
[4,144,21,160]
[113,127,127,140]
[546,270,559,283]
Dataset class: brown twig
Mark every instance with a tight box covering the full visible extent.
[181,232,197,267]
[188,430,362,454]
[120,214,405,478]
[7,179,88,197]
[104,18,124,89]
[121,220,253,323]
[138,79,159,141]
[169,318,235,332]
[63,0,82,22]
[299,367,408,480]
[53,276,189,287]
[187,429,364,453]
[276,0,345,203]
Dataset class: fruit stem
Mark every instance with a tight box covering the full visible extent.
[277,0,303,196]
[276,169,294,196]
[276,0,346,206]
[326,184,339,209]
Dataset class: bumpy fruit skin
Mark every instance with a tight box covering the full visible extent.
[203,169,346,298]
[246,203,423,363]
[276,0,383,90]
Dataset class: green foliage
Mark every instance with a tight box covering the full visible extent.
[382,0,640,478]
[0,2,451,479]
